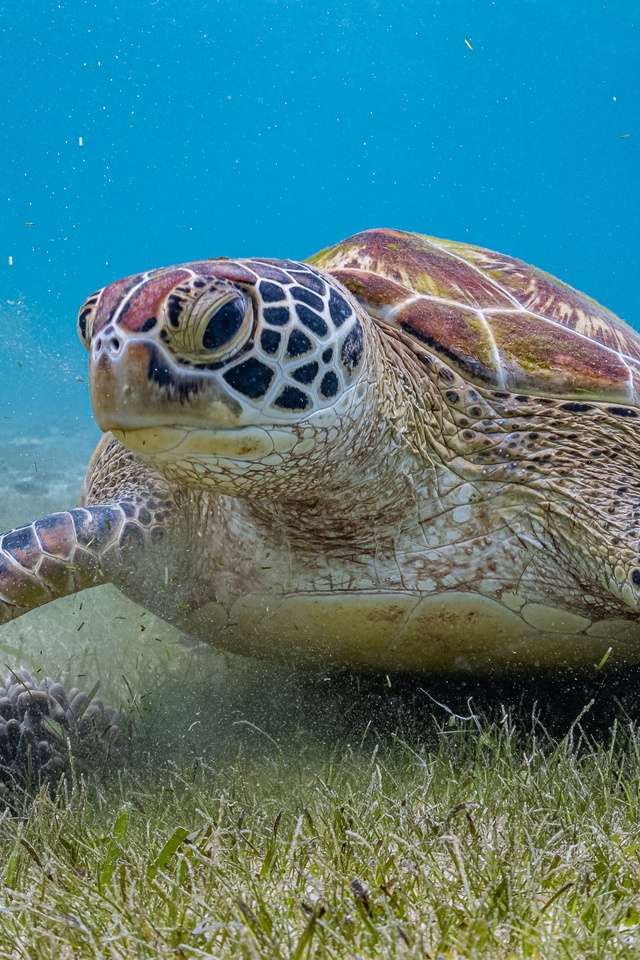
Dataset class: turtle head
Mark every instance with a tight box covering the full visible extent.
[78,258,373,494]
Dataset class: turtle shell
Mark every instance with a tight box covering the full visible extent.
[307,228,640,402]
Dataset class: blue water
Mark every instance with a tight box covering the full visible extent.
[1,0,639,433]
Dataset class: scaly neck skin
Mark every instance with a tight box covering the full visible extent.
[247,424,424,557]
[126,319,640,623]
[262,325,640,620]
[154,322,429,556]
[246,349,428,554]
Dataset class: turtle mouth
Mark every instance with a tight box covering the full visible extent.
[90,337,245,435]
[112,423,300,461]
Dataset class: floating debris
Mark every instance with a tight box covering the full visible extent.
[464,37,474,51]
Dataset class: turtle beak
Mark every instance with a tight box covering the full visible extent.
[90,336,289,464]
[89,337,241,432]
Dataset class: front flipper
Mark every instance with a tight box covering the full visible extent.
[0,501,165,625]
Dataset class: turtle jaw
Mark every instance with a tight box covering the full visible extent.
[88,336,351,481]
[90,338,322,466]
[110,424,301,462]
[90,338,244,434]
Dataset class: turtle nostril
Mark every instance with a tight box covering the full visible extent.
[94,334,122,356]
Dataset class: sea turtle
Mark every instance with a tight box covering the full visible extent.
[2,227,640,674]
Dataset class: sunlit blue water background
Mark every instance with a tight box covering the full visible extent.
[1,0,639,443]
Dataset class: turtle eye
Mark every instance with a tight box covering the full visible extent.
[194,294,252,361]
[77,289,103,348]
[165,286,253,363]
[202,296,246,351]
